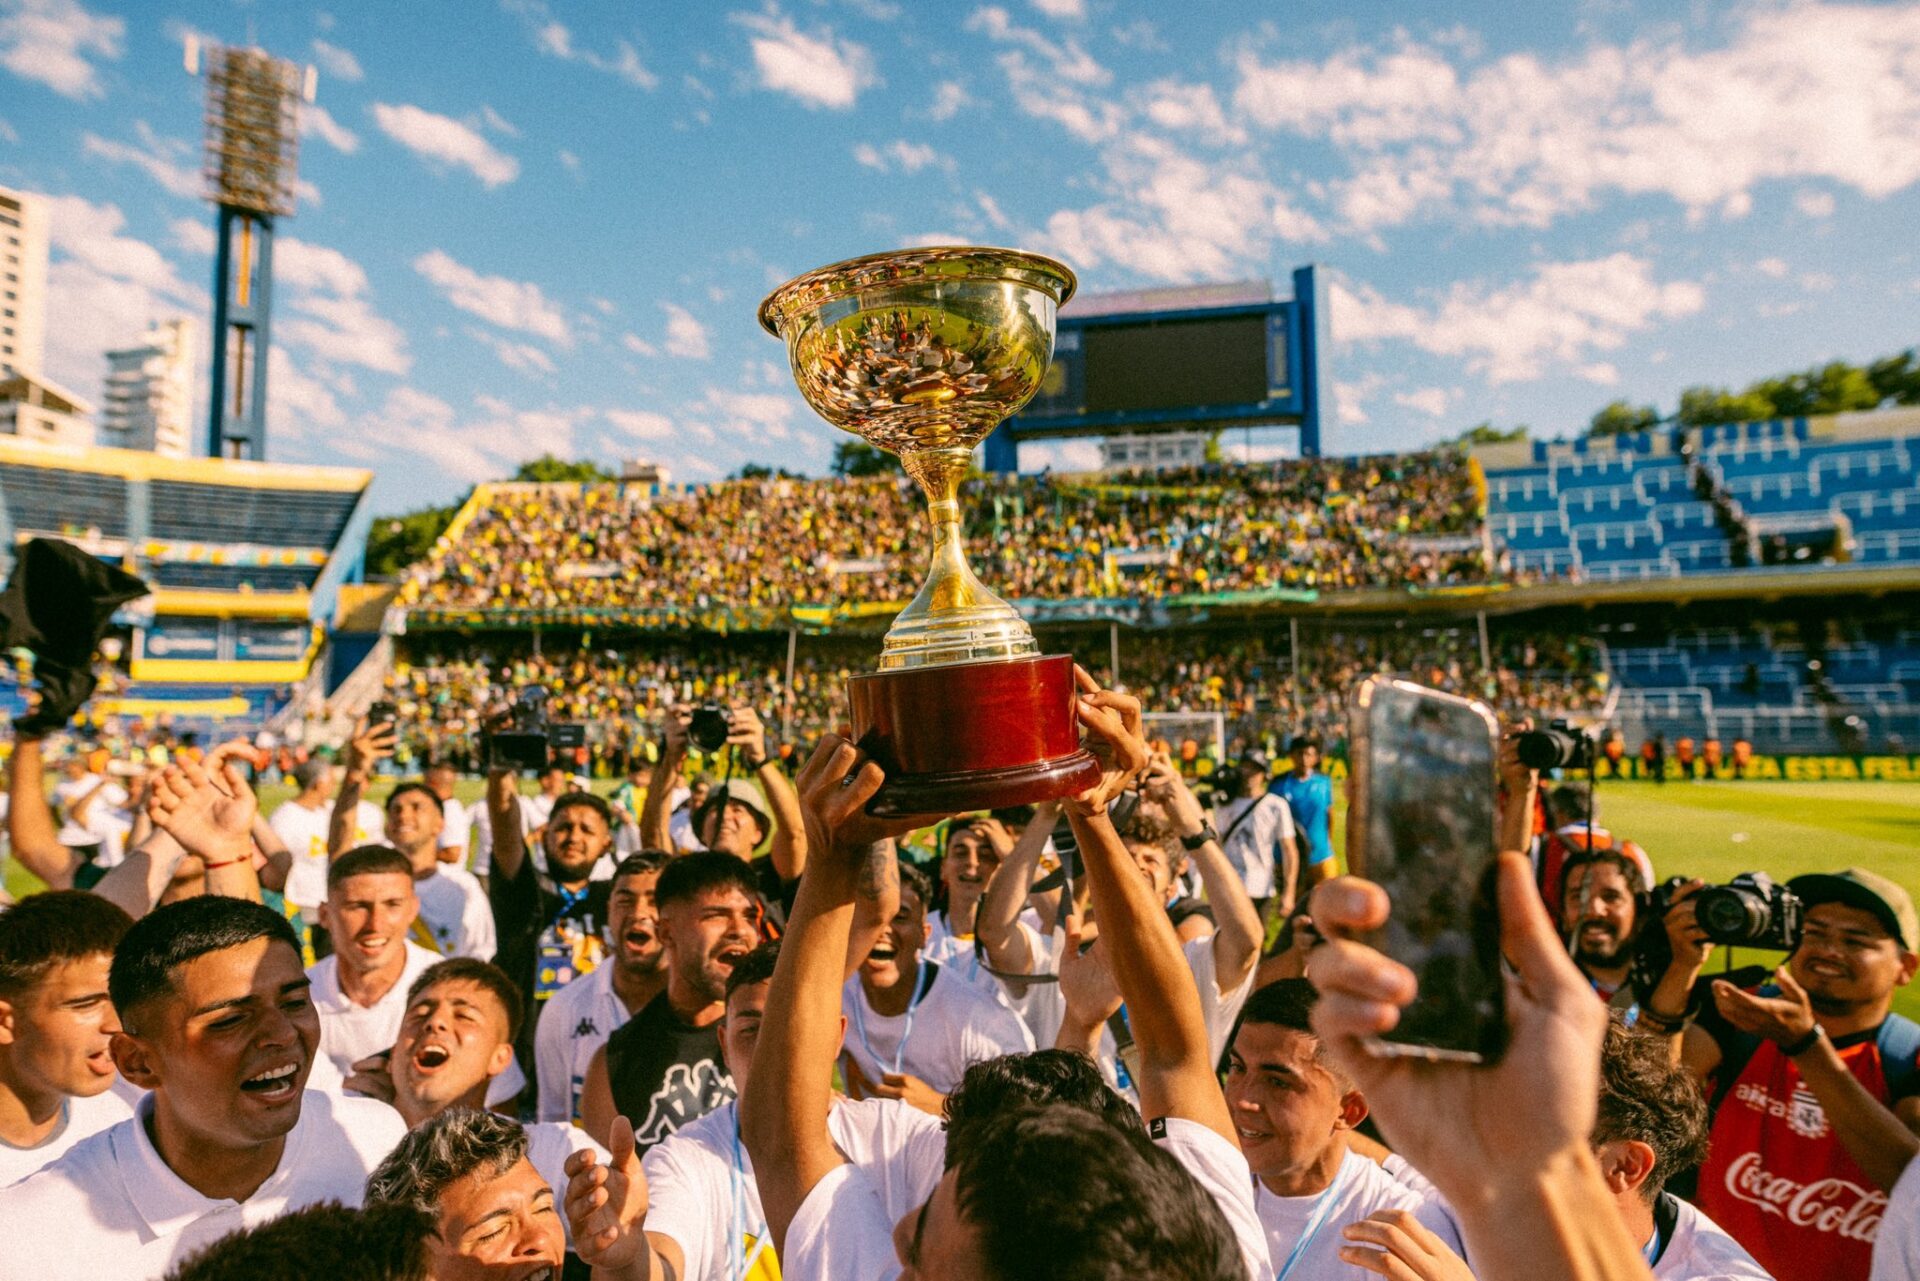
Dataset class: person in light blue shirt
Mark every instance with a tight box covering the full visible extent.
[1274,735,1335,891]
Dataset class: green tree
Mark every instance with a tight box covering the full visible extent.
[512,455,615,483]
[1452,421,1529,446]
[734,462,803,480]
[1868,350,1920,405]
[830,440,898,477]
[1587,400,1659,437]
[364,502,462,578]
[1676,386,1778,427]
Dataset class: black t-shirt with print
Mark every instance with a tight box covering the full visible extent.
[603,990,736,1153]
[491,854,613,1086]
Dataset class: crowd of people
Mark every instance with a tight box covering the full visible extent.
[403,450,1493,620]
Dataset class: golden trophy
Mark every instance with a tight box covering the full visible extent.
[760,246,1102,814]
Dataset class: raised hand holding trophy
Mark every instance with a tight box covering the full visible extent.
[760,246,1102,815]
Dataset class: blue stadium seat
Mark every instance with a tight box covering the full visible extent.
[1856,529,1920,563]
[148,480,359,547]
[1837,490,1918,530]
[0,463,131,537]
[146,561,322,592]
[1669,542,1732,572]
[1731,474,1828,515]
[1635,463,1695,502]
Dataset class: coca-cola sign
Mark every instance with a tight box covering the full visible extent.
[1723,1152,1884,1243]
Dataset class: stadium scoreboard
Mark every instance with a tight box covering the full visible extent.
[989,262,1329,470]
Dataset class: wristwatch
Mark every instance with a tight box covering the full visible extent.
[1180,824,1218,851]
[1782,1024,1825,1058]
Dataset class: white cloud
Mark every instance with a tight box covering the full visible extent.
[1331,253,1705,384]
[301,103,360,154]
[1138,80,1245,146]
[1394,387,1451,417]
[558,148,583,176]
[278,238,370,297]
[700,388,795,441]
[662,304,710,359]
[168,218,214,255]
[1576,362,1620,385]
[81,123,199,199]
[853,139,952,173]
[465,326,557,375]
[1336,374,1385,426]
[310,38,363,83]
[480,105,520,138]
[413,249,571,345]
[929,80,971,121]
[1800,271,1836,292]
[606,408,674,439]
[1031,0,1085,17]
[1230,5,1920,232]
[275,237,412,376]
[39,195,202,397]
[1796,188,1837,218]
[372,103,520,187]
[621,332,659,357]
[968,8,1119,144]
[268,347,347,440]
[1755,256,1790,279]
[0,0,122,101]
[508,1,659,89]
[733,8,876,110]
[368,387,594,484]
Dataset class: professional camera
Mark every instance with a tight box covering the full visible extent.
[484,687,584,772]
[1516,719,1595,771]
[1630,872,1805,1006]
[688,705,731,754]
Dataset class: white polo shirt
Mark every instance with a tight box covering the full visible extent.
[1657,1195,1771,1280]
[308,941,445,1079]
[0,1085,133,1189]
[1251,1149,1460,1281]
[534,961,634,1123]
[0,1088,407,1280]
[839,962,1034,1093]
[645,1096,944,1281]
[1216,792,1294,901]
[525,1120,607,1245]
[416,865,496,960]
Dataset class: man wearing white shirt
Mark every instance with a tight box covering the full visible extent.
[1214,754,1298,912]
[272,761,384,945]
[305,846,437,1079]
[0,890,135,1187]
[0,896,407,1279]
[919,817,1007,989]
[423,761,472,868]
[534,851,669,1123]
[840,861,1034,1113]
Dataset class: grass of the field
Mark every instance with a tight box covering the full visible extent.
[10,777,1917,1017]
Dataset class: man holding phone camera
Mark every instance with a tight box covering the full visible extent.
[1669,869,1920,1281]
[1215,753,1301,918]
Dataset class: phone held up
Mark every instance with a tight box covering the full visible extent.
[1347,677,1508,1064]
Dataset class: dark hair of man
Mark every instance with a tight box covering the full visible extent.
[1236,977,1317,1035]
[0,891,133,1000]
[1548,779,1599,825]
[386,781,440,814]
[405,958,525,1042]
[947,1104,1242,1281]
[614,851,671,883]
[1593,1018,1709,1201]
[1288,734,1322,754]
[1557,847,1649,902]
[896,860,932,915]
[366,1107,529,1218]
[549,790,614,829]
[327,845,417,891]
[109,896,300,1029]
[942,1049,1141,1168]
[163,1201,432,1281]
[724,940,780,1002]
[1116,807,1180,858]
[654,850,759,912]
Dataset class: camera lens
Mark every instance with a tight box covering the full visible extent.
[1696,885,1768,944]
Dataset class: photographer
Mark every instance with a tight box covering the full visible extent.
[640,702,806,903]
[1214,753,1300,918]
[1677,869,1920,1281]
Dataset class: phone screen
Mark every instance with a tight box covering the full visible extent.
[1348,678,1507,1063]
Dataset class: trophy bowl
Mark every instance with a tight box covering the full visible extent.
[760,246,1103,815]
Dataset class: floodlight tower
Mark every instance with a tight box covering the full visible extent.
[186,39,314,460]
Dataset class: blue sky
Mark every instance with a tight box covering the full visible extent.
[1,0,1916,512]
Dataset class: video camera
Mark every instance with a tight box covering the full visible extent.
[1631,872,1805,1005]
[1516,719,1595,772]
[484,687,587,772]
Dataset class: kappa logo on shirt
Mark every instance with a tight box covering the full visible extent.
[634,1059,735,1147]
[572,1018,599,1039]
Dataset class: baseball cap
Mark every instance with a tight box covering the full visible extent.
[1788,868,1919,953]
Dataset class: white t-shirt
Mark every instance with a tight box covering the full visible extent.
[1155,1116,1274,1281]
[0,1089,407,1281]
[1872,1156,1920,1281]
[644,1097,945,1281]
[525,1120,607,1245]
[308,941,445,1079]
[1252,1149,1462,1281]
[534,960,634,1123]
[783,1162,901,1281]
[416,865,496,960]
[1655,1194,1772,1280]
[438,796,473,859]
[0,1086,132,1189]
[840,961,1034,1093]
[273,799,385,909]
[1216,792,1295,901]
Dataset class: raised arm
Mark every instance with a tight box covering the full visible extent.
[329,719,392,857]
[731,705,809,882]
[977,798,1057,977]
[639,709,689,853]
[1496,723,1539,866]
[90,828,191,920]
[1148,753,1259,997]
[484,766,528,882]
[1067,669,1236,1146]
[143,755,263,905]
[7,736,81,889]
[740,734,930,1253]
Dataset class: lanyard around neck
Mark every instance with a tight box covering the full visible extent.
[729,1105,771,1280]
[852,960,931,1076]
[1274,1155,1354,1281]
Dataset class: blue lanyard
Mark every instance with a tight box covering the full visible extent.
[851,960,931,1076]
[1274,1156,1353,1281]
[1641,1223,1662,1267]
[729,1106,771,1279]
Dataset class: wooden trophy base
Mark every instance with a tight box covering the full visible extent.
[848,653,1102,816]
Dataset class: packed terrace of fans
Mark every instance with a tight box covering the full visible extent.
[405,449,1491,618]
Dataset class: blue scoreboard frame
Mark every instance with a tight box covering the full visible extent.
[987,262,1329,472]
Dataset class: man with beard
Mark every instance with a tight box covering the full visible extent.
[643,704,807,896]
[1558,847,1710,1027]
[0,896,407,1279]
[579,852,761,1154]
[1679,869,1920,1281]
[535,852,669,1124]
[485,769,622,1095]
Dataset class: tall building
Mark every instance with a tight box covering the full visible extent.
[0,185,49,380]
[101,319,195,457]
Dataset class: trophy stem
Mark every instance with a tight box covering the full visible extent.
[877,446,1038,670]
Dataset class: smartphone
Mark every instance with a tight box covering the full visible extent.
[1347,677,1507,1063]
[367,700,397,734]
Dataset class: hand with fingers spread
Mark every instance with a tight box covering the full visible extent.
[564,1114,649,1269]
[1340,1209,1477,1281]
[793,732,942,860]
[147,752,258,867]
[1712,965,1817,1047]
[343,715,397,784]
[1068,665,1149,817]
[1058,912,1121,1030]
